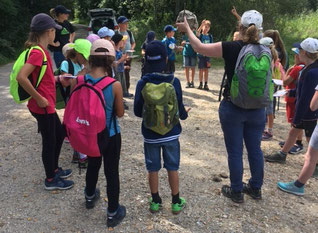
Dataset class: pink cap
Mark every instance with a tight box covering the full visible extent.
[90,39,115,57]
[86,34,100,44]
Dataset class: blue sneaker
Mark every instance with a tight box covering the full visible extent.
[107,205,126,228]
[289,144,304,155]
[45,176,74,191]
[277,181,304,196]
[56,167,72,179]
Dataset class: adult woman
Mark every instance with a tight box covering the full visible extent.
[177,10,267,203]
[49,5,75,68]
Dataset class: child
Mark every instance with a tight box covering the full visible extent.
[141,31,155,76]
[182,28,197,88]
[134,40,189,214]
[196,20,213,90]
[162,25,178,74]
[60,43,82,76]
[112,33,129,110]
[16,13,74,190]
[98,26,115,41]
[83,39,126,227]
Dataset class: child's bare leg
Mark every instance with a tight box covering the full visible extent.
[191,67,195,83]
[267,114,274,134]
[204,68,209,83]
[148,171,159,193]
[199,69,203,83]
[167,170,179,195]
[185,67,190,83]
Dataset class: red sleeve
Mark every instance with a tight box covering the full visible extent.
[26,49,44,67]
[289,65,303,81]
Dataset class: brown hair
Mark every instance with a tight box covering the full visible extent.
[50,8,57,19]
[305,51,318,60]
[263,30,287,68]
[66,48,77,60]
[88,48,115,77]
[24,31,47,49]
[269,45,278,62]
[239,24,259,44]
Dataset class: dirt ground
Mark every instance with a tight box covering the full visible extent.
[1,59,318,233]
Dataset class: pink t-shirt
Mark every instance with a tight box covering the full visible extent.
[26,45,56,114]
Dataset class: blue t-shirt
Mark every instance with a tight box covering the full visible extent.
[182,32,196,57]
[162,37,176,61]
[60,60,82,75]
[84,74,120,137]
[198,34,213,57]
[115,49,124,73]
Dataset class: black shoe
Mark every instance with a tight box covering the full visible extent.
[264,151,287,163]
[190,82,194,88]
[186,82,191,88]
[221,185,244,203]
[198,84,203,89]
[204,84,209,91]
[107,205,126,228]
[243,182,262,200]
[279,141,285,148]
[85,188,100,209]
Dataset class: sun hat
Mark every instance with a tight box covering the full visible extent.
[117,16,129,24]
[241,10,263,30]
[90,39,115,57]
[55,5,71,14]
[30,13,62,32]
[69,39,92,60]
[300,38,318,53]
[62,43,74,57]
[144,40,167,74]
[164,25,177,32]
[259,37,274,47]
[86,34,100,44]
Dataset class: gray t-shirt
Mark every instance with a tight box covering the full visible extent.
[118,30,135,52]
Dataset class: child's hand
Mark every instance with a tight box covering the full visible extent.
[231,6,237,15]
[123,53,128,60]
[186,107,191,113]
[60,74,73,87]
[181,41,186,46]
[36,96,49,108]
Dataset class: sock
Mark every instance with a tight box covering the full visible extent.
[296,140,303,146]
[268,128,273,134]
[172,193,181,204]
[204,82,207,85]
[151,192,162,204]
[200,82,202,85]
[294,180,305,188]
[280,150,287,156]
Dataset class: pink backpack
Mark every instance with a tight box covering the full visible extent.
[63,75,116,157]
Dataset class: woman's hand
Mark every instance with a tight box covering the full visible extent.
[176,17,191,33]
[36,96,49,108]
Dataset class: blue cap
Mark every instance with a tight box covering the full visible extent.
[117,16,129,24]
[97,27,115,38]
[292,42,301,55]
[146,31,156,43]
[55,5,71,14]
[144,40,167,74]
[164,25,176,32]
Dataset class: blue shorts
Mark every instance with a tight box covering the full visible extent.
[144,139,180,171]
[183,56,196,68]
[198,56,210,69]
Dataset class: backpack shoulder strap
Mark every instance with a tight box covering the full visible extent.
[209,34,213,43]
[127,29,132,41]
[77,75,85,85]
[94,76,116,90]
[29,46,48,88]
[67,58,74,75]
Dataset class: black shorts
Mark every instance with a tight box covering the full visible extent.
[164,60,175,74]
[294,120,317,137]
[198,56,211,69]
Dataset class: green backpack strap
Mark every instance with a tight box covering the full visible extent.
[29,46,48,89]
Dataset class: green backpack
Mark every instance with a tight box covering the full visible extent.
[10,46,47,104]
[141,78,179,135]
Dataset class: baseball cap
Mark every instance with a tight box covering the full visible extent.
[97,27,114,38]
[55,5,71,14]
[69,39,92,60]
[144,40,167,74]
[62,43,74,57]
[291,42,301,55]
[300,38,318,53]
[164,25,177,33]
[111,34,124,45]
[86,34,100,44]
[259,37,274,47]
[30,13,62,32]
[117,16,129,24]
[241,10,263,30]
[90,39,115,57]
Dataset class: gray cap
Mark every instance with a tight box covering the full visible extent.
[30,13,62,32]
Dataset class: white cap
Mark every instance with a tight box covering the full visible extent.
[90,39,115,57]
[62,43,74,57]
[241,10,263,30]
[300,38,318,53]
[259,37,274,47]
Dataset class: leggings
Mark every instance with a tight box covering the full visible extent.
[31,111,65,179]
[86,133,121,213]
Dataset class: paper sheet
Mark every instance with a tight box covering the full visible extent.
[273,89,287,97]
[272,79,283,86]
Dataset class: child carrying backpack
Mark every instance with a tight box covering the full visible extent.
[13,13,74,190]
[134,40,190,214]
[63,39,126,228]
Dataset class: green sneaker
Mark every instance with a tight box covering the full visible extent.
[149,198,162,213]
[171,197,186,214]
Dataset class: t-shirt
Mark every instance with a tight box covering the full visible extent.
[222,40,245,98]
[118,30,135,52]
[115,49,124,73]
[285,64,305,103]
[162,37,176,61]
[26,45,56,114]
[198,34,213,57]
[49,20,74,52]
[60,60,82,75]
[182,33,196,57]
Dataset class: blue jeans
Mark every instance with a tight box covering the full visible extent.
[53,51,65,68]
[219,100,266,192]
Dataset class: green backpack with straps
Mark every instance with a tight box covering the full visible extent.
[141,78,179,135]
[10,46,47,104]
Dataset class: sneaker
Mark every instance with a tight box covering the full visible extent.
[186,82,191,88]
[56,167,72,179]
[79,157,88,169]
[44,176,74,190]
[171,197,186,214]
[262,131,273,141]
[289,144,304,155]
[279,141,285,148]
[72,151,79,163]
[264,151,287,163]
[221,185,244,203]
[107,205,126,228]
[85,188,100,209]
[243,182,262,200]
[190,82,194,88]
[198,83,203,90]
[149,197,162,213]
[277,181,304,196]
[204,84,209,91]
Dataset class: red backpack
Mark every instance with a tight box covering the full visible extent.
[63,75,116,157]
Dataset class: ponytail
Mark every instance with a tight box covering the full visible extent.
[269,45,278,62]
[50,8,57,19]
[264,29,287,68]
[240,24,259,44]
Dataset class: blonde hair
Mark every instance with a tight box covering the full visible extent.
[263,30,287,68]
[50,8,57,19]
[204,20,211,26]
[239,24,259,44]
[269,45,278,62]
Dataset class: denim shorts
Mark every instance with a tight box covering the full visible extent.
[183,56,196,67]
[309,124,318,150]
[198,56,211,69]
[144,139,180,171]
